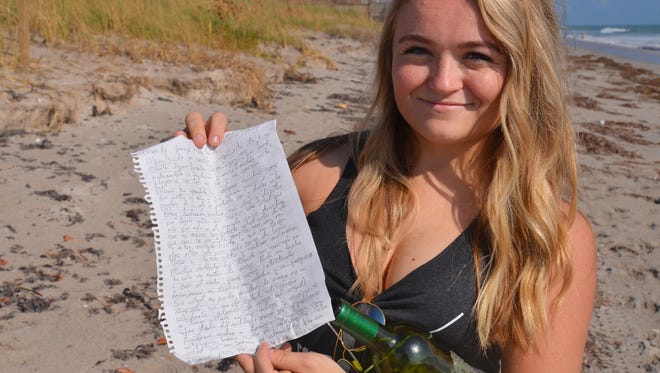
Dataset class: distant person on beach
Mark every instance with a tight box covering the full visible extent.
[176,0,596,372]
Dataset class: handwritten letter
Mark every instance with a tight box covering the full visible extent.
[131,120,334,364]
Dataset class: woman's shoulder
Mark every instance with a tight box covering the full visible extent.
[290,133,360,215]
[558,203,596,260]
[555,202,596,258]
[568,210,597,272]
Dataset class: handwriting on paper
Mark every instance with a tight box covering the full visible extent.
[132,120,333,364]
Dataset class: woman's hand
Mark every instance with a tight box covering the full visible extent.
[173,112,229,148]
[235,342,345,373]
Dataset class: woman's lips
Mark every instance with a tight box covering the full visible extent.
[419,97,472,112]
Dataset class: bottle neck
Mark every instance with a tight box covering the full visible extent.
[332,299,396,352]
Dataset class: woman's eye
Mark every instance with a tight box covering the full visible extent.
[465,52,493,63]
[403,46,429,55]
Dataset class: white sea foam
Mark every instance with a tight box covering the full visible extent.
[600,27,630,34]
[566,26,660,51]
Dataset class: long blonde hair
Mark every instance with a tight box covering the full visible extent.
[346,0,577,351]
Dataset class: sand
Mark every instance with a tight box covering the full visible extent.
[0,32,658,373]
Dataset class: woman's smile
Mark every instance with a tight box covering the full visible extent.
[418,97,475,112]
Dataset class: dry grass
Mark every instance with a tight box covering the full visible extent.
[0,1,380,133]
[0,0,379,69]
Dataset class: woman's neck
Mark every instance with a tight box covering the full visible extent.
[409,135,488,192]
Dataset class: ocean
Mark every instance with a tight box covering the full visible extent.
[564,24,660,65]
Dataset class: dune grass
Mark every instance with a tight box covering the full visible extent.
[0,0,379,69]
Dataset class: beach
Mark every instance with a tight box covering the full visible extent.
[0,32,658,373]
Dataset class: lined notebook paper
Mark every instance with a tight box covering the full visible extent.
[131,120,333,364]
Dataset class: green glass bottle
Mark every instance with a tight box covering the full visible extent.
[332,298,453,373]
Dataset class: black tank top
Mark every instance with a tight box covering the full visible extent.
[290,154,501,372]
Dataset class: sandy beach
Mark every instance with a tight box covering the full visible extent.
[0,31,658,373]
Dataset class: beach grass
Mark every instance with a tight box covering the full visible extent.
[0,0,379,69]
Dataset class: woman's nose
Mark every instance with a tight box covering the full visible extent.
[427,56,463,93]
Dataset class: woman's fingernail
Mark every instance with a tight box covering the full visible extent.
[210,135,220,146]
[194,134,204,145]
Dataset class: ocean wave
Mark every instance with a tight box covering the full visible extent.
[566,33,660,52]
[600,27,630,34]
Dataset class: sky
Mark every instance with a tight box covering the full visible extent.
[563,0,660,26]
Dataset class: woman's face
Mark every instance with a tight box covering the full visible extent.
[392,0,507,151]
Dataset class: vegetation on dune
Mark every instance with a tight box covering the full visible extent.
[0,0,380,69]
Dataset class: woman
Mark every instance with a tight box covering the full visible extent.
[177,0,596,372]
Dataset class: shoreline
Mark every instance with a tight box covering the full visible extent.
[1,33,658,373]
[565,38,660,65]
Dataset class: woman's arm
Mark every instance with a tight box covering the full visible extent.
[501,211,597,372]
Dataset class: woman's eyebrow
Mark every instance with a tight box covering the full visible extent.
[396,34,503,54]
[459,40,504,54]
[396,33,430,44]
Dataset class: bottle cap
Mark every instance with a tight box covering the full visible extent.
[332,298,380,341]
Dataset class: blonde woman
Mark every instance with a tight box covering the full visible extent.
[177,0,596,372]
